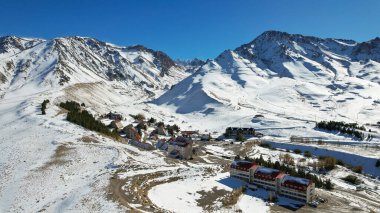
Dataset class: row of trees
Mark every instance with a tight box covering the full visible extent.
[60,101,119,139]
[236,155,333,190]
[316,121,365,140]
[41,99,50,115]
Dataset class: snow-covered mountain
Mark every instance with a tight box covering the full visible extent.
[175,58,205,73]
[155,31,380,129]
[0,36,187,99]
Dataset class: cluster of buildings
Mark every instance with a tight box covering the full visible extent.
[230,160,315,203]
[104,113,195,160]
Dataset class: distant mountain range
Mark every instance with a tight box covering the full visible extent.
[1,31,379,125]
[0,36,199,98]
[155,31,380,126]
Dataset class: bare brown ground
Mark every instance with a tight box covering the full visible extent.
[107,170,180,212]
[36,144,74,171]
[81,135,100,143]
[196,186,229,212]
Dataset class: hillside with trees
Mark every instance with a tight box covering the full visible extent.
[60,101,119,139]
[316,121,366,140]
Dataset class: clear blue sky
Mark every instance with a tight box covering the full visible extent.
[1,0,379,59]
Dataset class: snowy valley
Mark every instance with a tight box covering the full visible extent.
[0,31,380,212]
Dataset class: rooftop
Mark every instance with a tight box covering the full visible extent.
[230,160,255,171]
[281,175,311,187]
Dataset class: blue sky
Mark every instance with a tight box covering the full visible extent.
[1,0,379,59]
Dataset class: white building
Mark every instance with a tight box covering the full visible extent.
[167,136,193,160]
[230,160,316,203]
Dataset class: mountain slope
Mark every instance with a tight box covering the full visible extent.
[0,36,187,99]
[154,31,380,129]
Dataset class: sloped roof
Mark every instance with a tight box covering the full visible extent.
[230,160,255,171]
[281,175,311,187]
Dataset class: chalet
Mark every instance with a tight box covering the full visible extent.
[167,136,193,160]
[123,124,141,141]
[181,130,199,138]
[230,161,315,203]
[156,126,168,136]
[225,127,255,138]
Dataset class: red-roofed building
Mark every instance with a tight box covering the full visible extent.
[229,161,316,202]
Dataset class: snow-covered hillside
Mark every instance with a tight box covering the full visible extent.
[155,31,380,137]
[0,36,188,99]
[1,31,380,212]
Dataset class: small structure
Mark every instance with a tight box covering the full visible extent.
[181,130,199,138]
[109,120,123,130]
[230,160,316,203]
[156,126,168,136]
[167,136,193,160]
[123,124,141,141]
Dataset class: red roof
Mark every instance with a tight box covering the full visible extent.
[254,167,281,180]
[281,175,311,191]
[230,160,255,171]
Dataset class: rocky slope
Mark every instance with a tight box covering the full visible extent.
[0,36,187,98]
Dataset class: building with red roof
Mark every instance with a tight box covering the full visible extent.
[229,161,315,202]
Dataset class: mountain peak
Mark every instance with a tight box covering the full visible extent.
[0,35,43,54]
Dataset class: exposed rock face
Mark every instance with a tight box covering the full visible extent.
[0,36,187,97]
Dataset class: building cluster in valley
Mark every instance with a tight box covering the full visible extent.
[102,112,199,160]
[100,111,270,161]
[102,111,326,205]
[230,160,316,203]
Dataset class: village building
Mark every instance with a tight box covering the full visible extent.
[230,160,315,203]
[181,130,199,139]
[167,136,193,160]
[109,120,123,130]
[123,124,141,141]
[156,126,168,136]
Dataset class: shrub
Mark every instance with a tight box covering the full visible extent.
[41,99,50,115]
[236,132,246,142]
[130,113,145,121]
[148,117,156,124]
[60,101,80,112]
[156,121,165,128]
[376,159,380,167]
[351,166,363,174]
[336,159,345,166]
[304,151,312,158]
[258,143,271,149]
[294,149,302,154]
[342,175,361,185]
[324,178,334,190]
